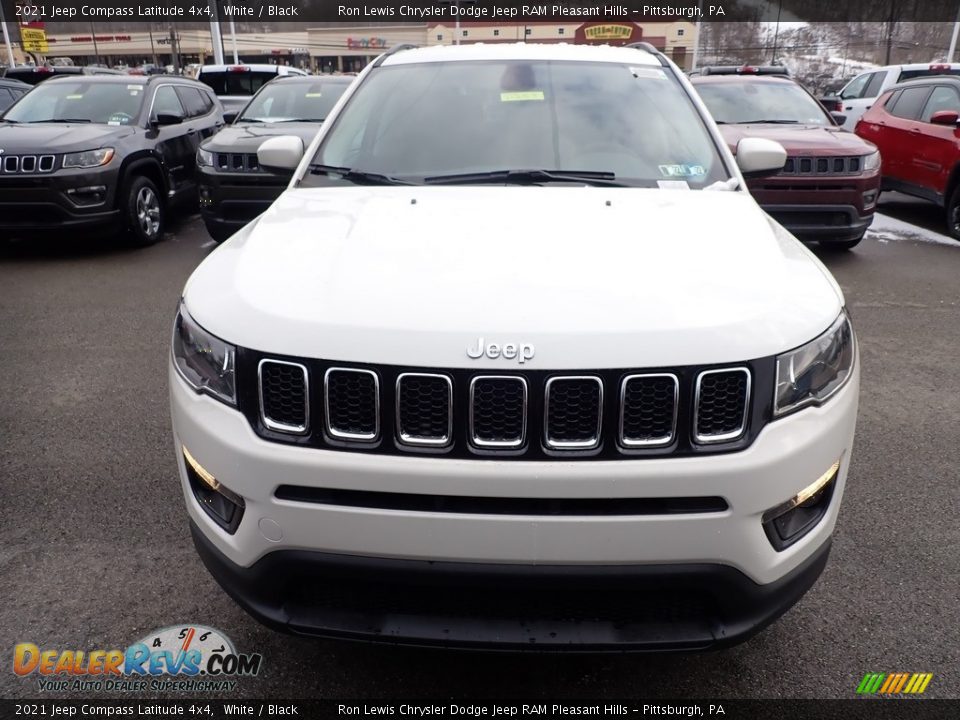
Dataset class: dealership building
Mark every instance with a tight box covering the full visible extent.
[8,21,696,72]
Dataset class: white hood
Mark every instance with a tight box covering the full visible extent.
[184,186,843,369]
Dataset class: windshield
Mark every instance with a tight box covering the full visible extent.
[695,80,831,125]
[199,70,278,97]
[239,80,350,122]
[2,81,144,124]
[304,60,728,188]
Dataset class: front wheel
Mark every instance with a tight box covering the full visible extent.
[947,184,960,241]
[124,176,165,246]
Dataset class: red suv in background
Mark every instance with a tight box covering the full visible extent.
[692,68,881,250]
[855,77,960,240]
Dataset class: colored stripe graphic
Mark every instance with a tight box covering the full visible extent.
[857,672,932,694]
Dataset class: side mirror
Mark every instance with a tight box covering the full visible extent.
[257,135,304,172]
[223,110,238,124]
[820,96,843,113]
[153,112,183,126]
[736,137,787,179]
[930,110,960,126]
[830,111,847,126]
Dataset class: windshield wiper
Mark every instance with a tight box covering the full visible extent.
[27,118,92,124]
[423,169,628,187]
[308,163,413,186]
[271,118,325,123]
[735,119,800,124]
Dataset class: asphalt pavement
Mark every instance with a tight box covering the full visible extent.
[1,196,958,700]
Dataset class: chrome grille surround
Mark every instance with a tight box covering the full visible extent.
[324,367,380,442]
[0,154,56,173]
[396,372,454,447]
[258,359,310,435]
[693,367,751,444]
[543,375,603,450]
[619,373,679,448]
[469,375,528,449]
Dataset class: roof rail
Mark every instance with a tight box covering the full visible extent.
[624,42,669,67]
[372,44,420,68]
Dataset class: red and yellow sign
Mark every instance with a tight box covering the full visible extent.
[584,24,634,41]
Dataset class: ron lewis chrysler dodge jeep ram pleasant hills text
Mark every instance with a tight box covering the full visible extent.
[170,43,859,650]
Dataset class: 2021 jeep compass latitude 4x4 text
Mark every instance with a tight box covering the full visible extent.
[170,43,859,650]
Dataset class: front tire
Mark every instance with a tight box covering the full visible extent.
[947,184,960,241]
[124,176,165,246]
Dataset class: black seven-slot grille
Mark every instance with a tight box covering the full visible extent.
[242,351,773,460]
[215,152,260,173]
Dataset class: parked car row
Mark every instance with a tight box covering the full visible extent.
[855,76,960,239]
[690,63,960,243]
[0,75,225,245]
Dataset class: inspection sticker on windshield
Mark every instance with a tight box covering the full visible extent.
[659,164,706,178]
[657,180,690,190]
[500,91,545,102]
[65,94,83,100]
[305,92,322,97]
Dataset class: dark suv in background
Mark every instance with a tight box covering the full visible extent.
[0,75,223,245]
[692,66,881,250]
[197,74,353,242]
[0,77,29,112]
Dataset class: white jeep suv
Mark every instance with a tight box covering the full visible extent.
[170,42,859,650]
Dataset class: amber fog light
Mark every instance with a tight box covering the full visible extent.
[183,446,245,534]
[763,460,840,551]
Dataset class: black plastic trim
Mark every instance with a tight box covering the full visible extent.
[274,485,728,516]
[190,522,832,651]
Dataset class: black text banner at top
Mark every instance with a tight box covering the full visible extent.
[2,0,959,24]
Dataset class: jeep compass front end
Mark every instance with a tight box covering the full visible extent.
[170,43,859,650]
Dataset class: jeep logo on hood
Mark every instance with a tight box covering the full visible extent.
[467,337,535,364]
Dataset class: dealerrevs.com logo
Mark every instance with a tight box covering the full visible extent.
[14,624,263,693]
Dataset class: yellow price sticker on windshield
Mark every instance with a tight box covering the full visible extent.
[500,91,544,102]
[66,94,84,100]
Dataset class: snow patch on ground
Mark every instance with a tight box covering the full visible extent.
[868,213,957,247]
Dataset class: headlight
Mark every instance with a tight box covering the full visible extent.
[775,311,854,417]
[197,147,214,168]
[62,148,115,169]
[862,150,880,171]
[172,302,236,406]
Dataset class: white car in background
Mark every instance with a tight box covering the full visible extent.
[824,62,960,130]
[196,63,308,116]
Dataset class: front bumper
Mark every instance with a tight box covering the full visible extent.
[191,520,831,650]
[762,204,874,242]
[0,166,122,234]
[171,359,859,648]
[198,167,289,237]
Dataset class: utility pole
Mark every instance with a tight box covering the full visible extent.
[169,27,180,73]
[90,22,100,66]
[0,2,17,68]
[690,0,703,71]
[149,26,158,67]
[771,0,783,64]
[948,2,960,63]
[208,0,225,65]
[229,18,239,63]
